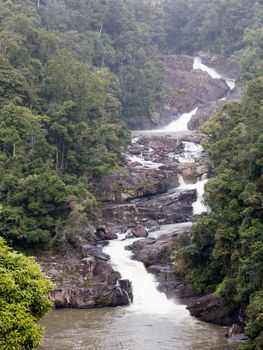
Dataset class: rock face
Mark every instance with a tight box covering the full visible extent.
[97,168,174,203]
[40,234,133,308]
[99,135,206,229]
[156,66,229,127]
[103,188,196,226]
[95,136,184,203]
[188,100,226,130]
[42,250,132,308]
[187,294,239,326]
[127,54,230,129]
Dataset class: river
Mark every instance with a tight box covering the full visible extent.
[40,58,238,350]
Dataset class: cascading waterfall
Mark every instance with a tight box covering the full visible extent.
[178,173,209,215]
[106,58,231,313]
[145,56,236,135]
[40,57,238,350]
[193,57,235,90]
[104,235,188,316]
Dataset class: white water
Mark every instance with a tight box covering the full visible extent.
[171,141,204,163]
[148,222,193,239]
[127,153,163,169]
[104,234,189,317]
[178,174,209,215]
[193,57,235,90]
[161,107,198,133]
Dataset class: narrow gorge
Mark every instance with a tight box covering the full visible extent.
[40,57,240,350]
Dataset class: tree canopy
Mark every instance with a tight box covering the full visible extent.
[0,238,53,349]
[175,78,263,350]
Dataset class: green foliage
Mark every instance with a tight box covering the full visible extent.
[240,290,263,350]
[0,0,136,250]
[0,238,53,349]
[161,0,263,56]
[175,78,263,349]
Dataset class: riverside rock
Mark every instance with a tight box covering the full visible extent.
[131,225,148,238]
[187,294,239,326]
[126,228,200,300]
[42,257,132,308]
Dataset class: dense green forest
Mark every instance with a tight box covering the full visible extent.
[176,78,263,349]
[0,0,262,349]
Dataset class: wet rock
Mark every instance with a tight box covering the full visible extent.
[103,188,196,226]
[154,60,229,128]
[79,243,110,261]
[127,54,230,129]
[103,204,139,224]
[178,163,208,179]
[159,162,179,171]
[112,279,133,306]
[96,226,118,241]
[44,257,134,309]
[135,189,197,224]
[131,225,148,238]
[42,257,126,308]
[125,231,134,239]
[95,226,106,240]
[129,144,143,155]
[126,227,200,301]
[127,231,186,267]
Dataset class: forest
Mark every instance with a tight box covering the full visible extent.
[0,0,262,349]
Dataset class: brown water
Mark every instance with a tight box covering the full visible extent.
[40,307,239,350]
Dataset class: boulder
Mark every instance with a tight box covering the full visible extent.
[43,257,133,309]
[95,226,118,241]
[187,294,239,326]
[112,279,133,306]
[131,225,148,238]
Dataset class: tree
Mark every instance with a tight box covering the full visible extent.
[0,238,53,349]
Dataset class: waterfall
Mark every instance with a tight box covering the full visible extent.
[104,235,189,317]
[105,57,230,316]
[193,57,235,90]
[161,107,198,132]
[178,173,209,215]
